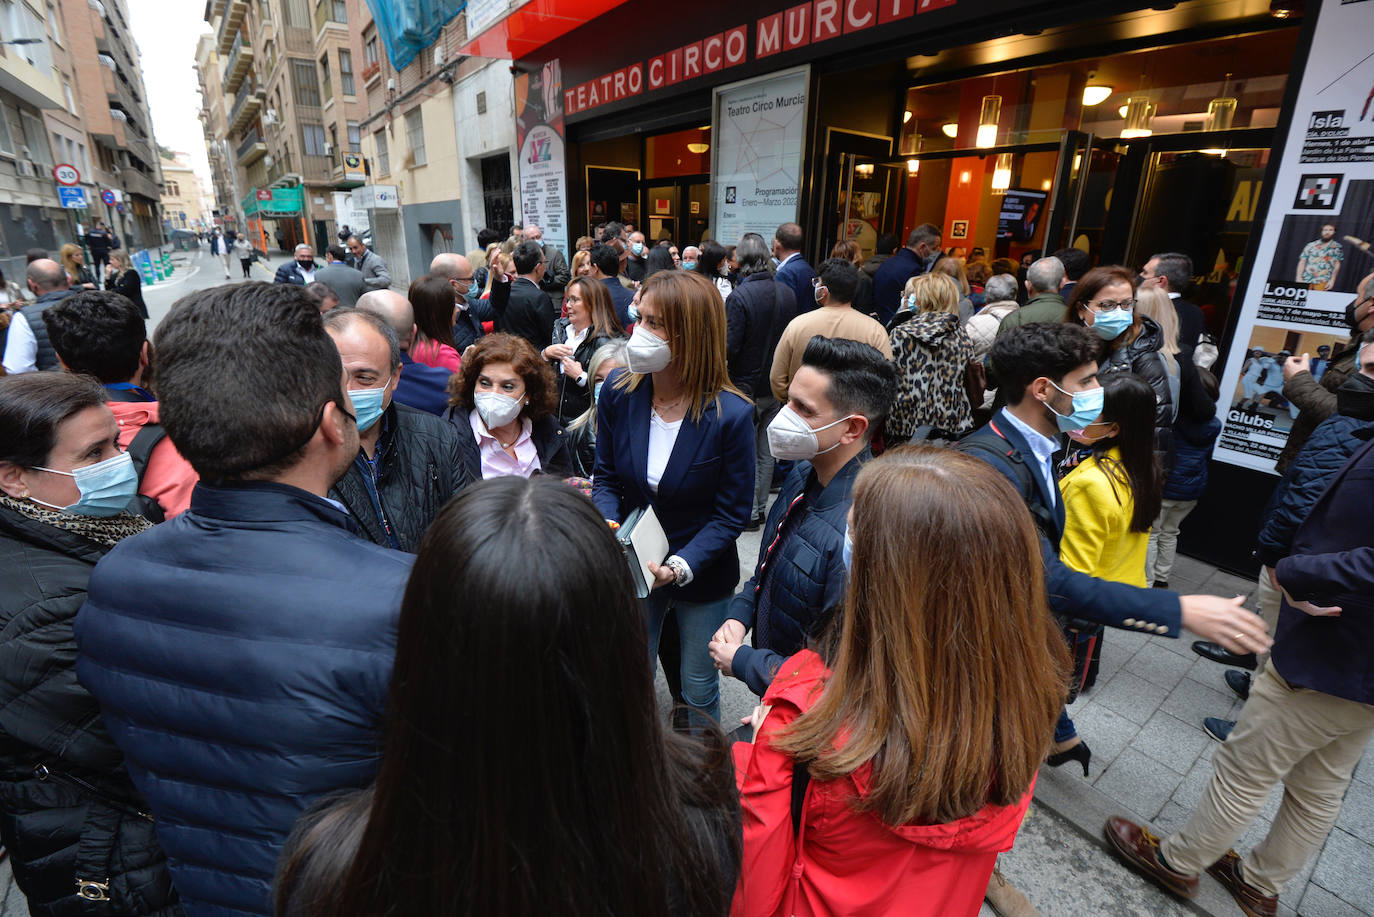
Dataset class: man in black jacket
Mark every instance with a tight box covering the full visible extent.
[1140,251,1205,357]
[429,252,492,352]
[491,240,557,352]
[323,308,471,550]
[709,336,894,694]
[725,232,798,529]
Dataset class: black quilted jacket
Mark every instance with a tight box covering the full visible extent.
[0,505,181,916]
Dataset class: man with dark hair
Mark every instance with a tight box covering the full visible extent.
[727,231,798,529]
[873,223,941,325]
[770,257,892,402]
[772,222,817,315]
[346,235,392,291]
[1140,251,1205,356]
[430,252,492,351]
[3,259,73,373]
[315,244,367,308]
[1051,246,1091,302]
[85,218,115,277]
[997,256,1066,335]
[25,248,50,264]
[709,336,895,694]
[860,232,898,283]
[43,290,198,516]
[588,242,634,329]
[959,322,1269,665]
[305,282,339,313]
[524,224,570,297]
[358,289,454,415]
[491,239,557,351]
[323,308,470,550]
[476,227,502,250]
[73,282,414,917]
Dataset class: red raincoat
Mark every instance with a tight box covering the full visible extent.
[731,650,1034,917]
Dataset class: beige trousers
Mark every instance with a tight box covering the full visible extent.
[1253,568,1282,672]
[1160,666,1374,896]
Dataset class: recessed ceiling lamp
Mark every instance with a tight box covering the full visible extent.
[1082,84,1112,106]
[686,142,709,154]
[941,122,958,138]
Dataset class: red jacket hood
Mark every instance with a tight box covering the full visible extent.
[760,650,1034,856]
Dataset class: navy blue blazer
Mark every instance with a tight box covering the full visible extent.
[601,276,635,330]
[393,350,454,416]
[958,409,1182,636]
[592,369,756,603]
[1273,430,1374,705]
[775,254,818,315]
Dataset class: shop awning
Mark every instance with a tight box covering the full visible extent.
[457,0,629,61]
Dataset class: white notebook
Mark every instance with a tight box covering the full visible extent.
[616,505,670,598]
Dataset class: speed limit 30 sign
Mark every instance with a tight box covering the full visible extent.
[53,163,81,185]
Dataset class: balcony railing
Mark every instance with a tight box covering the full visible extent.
[228,82,264,133]
[301,154,332,183]
[216,0,247,55]
[236,129,267,165]
[222,34,254,93]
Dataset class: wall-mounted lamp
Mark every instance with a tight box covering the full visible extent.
[977,95,1001,148]
[1082,84,1112,106]
[903,110,912,123]
[941,122,959,139]
[958,169,972,185]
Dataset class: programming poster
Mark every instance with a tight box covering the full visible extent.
[516,60,569,255]
[1214,0,1374,473]
[710,65,810,247]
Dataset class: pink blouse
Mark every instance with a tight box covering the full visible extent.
[411,339,462,373]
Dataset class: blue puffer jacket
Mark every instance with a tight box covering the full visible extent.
[1163,413,1221,501]
[726,451,865,696]
[1256,375,1374,568]
[74,481,414,917]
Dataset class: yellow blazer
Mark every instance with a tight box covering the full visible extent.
[1058,448,1149,588]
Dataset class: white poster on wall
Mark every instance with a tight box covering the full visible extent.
[711,65,810,248]
[517,61,568,256]
[1214,0,1374,473]
[332,192,370,236]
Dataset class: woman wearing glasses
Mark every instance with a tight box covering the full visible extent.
[1066,266,1178,460]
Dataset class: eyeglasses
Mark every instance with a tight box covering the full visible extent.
[1090,298,1135,312]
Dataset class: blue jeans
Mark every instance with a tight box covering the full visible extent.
[646,591,731,729]
[1055,708,1077,744]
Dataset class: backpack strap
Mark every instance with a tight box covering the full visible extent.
[959,422,1059,542]
[127,423,167,480]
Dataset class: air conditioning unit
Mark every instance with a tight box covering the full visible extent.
[324,142,333,155]
[14,160,36,177]
[263,109,279,125]
[433,45,445,68]
[386,77,395,92]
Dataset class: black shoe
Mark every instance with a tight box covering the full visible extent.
[744,513,764,532]
[1203,717,1235,742]
[1047,739,1092,777]
[1191,641,1258,671]
[1225,669,1251,701]
[1152,581,1169,589]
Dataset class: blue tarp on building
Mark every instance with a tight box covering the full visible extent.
[363,0,466,71]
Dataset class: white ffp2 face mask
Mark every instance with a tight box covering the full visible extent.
[766,405,855,461]
[625,324,672,374]
[474,391,524,430]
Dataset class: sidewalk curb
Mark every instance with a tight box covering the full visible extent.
[1032,765,1294,917]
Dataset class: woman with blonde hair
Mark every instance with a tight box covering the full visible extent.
[887,272,976,440]
[592,269,755,731]
[566,338,627,477]
[58,243,97,291]
[570,249,593,280]
[103,248,147,318]
[931,255,975,322]
[1132,285,1180,357]
[733,446,1070,917]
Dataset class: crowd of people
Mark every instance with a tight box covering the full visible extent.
[0,213,1371,917]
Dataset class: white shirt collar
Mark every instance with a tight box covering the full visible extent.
[998,407,1061,504]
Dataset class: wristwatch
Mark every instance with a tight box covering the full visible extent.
[665,555,690,586]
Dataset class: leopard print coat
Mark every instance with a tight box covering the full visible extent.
[887,311,975,440]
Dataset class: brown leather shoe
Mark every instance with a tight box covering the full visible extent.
[1207,849,1278,917]
[1103,816,1199,899]
[984,866,1042,917]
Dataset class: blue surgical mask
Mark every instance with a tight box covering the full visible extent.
[593,381,604,402]
[631,242,644,256]
[1046,380,1104,432]
[349,378,390,432]
[682,260,697,271]
[842,526,854,571]
[33,451,139,517]
[1088,307,1133,341]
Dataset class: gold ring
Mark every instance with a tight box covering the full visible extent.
[1234,633,1245,641]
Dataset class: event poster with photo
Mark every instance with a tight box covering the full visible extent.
[1214,0,1374,473]
[711,65,810,246]
[516,61,569,256]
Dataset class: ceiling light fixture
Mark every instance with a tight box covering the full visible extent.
[941,121,958,139]
[686,142,709,154]
[907,158,920,174]
[903,110,913,123]
[1082,84,1112,106]
[1121,96,1154,139]
[991,153,1013,192]
[977,95,1001,148]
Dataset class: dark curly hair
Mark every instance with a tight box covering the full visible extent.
[448,332,556,421]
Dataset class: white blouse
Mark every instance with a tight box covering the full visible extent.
[646,410,683,494]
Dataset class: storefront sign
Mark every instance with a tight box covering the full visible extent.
[559,0,954,119]
[711,66,809,246]
[516,60,569,257]
[342,152,366,185]
[1214,0,1374,474]
[242,187,303,217]
[353,184,399,210]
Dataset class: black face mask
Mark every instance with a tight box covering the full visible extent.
[297,259,314,270]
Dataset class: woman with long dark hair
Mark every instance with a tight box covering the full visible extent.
[407,274,463,372]
[694,239,734,301]
[275,477,740,917]
[1050,373,1164,775]
[645,244,677,280]
[733,447,1069,916]
[542,277,624,425]
[1066,266,1178,458]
